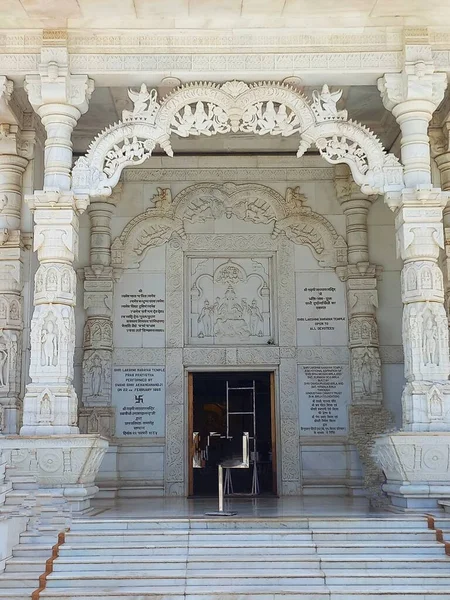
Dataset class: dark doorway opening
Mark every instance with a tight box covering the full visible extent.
[189,371,276,496]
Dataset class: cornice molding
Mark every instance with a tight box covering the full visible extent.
[0,27,450,54]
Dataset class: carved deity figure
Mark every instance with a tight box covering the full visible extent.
[9,301,19,321]
[61,270,71,293]
[422,311,439,366]
[214,286,250,337]
[197,300,214,337]
[41,320,58,366]
[0,345,7,387]
[90,354,103,397]
[46,270,57,291]
[39,394,51,421]
[0,300,7,319]
[360,352,373,395]
[249,299,264,336]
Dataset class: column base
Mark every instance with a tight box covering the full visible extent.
[0,434,108,512]
[373,432,450,511]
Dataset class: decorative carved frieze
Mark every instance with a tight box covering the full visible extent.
[123,166,334,182]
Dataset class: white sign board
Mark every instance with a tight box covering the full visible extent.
[296,272,348,346]
[113,366,165,437]
[114,273,165,348]
[298,364,350,436]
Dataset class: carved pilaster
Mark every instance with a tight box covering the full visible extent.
[336,166,391,503]
[80,195,118,437]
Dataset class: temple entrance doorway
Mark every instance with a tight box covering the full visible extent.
[188,371,276,497]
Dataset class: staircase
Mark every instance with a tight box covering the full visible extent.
[2,515,448,599]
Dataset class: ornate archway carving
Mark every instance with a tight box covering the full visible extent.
[111,182,347,275]
[72,81,404,199]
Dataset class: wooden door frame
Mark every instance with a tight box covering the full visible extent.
[187,370,277,497]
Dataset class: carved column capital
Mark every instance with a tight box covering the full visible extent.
[378,52,448,188]
[25,46,94,116]
[378,71,447,115]
[25,48,94,192]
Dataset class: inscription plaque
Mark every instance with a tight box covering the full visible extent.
[113,366,165,437]
[296,272,347,346]
[298,364,350,436]
[114,273,165,348]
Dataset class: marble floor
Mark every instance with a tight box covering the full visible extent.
[88,496,417,519]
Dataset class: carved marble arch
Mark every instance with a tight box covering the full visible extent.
[71,80,405,201]
[110,182,347,275]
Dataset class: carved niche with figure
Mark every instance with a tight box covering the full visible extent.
[189,257,272,345]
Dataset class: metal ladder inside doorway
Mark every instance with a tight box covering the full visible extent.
[224,379,259,496]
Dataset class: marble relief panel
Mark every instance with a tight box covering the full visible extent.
[188,256,272,345]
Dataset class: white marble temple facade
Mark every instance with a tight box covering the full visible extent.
[0,20,449,514]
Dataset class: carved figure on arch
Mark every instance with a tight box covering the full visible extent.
[312,85,348,121]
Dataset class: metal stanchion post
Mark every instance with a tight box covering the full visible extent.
[205,463,236,516]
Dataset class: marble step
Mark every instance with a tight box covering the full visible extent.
[71,517,427,531]
[5,557,49,572]
[0,572,42,588]
[0,588,36,600]
[51,554,450,571]
[37,585,450,599]
[64,528,436,542]
[45,571,326,588]
[317,542,445,555]
[20,532,61,544]
[64,531,315,542]
[13,542,56,557]
[43,568,450,586]
[56,540,446,556]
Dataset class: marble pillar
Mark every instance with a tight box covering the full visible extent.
[335,166,393,504]
[0,78,34,434]
[373,45,450,509]
[0,48,108,512]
